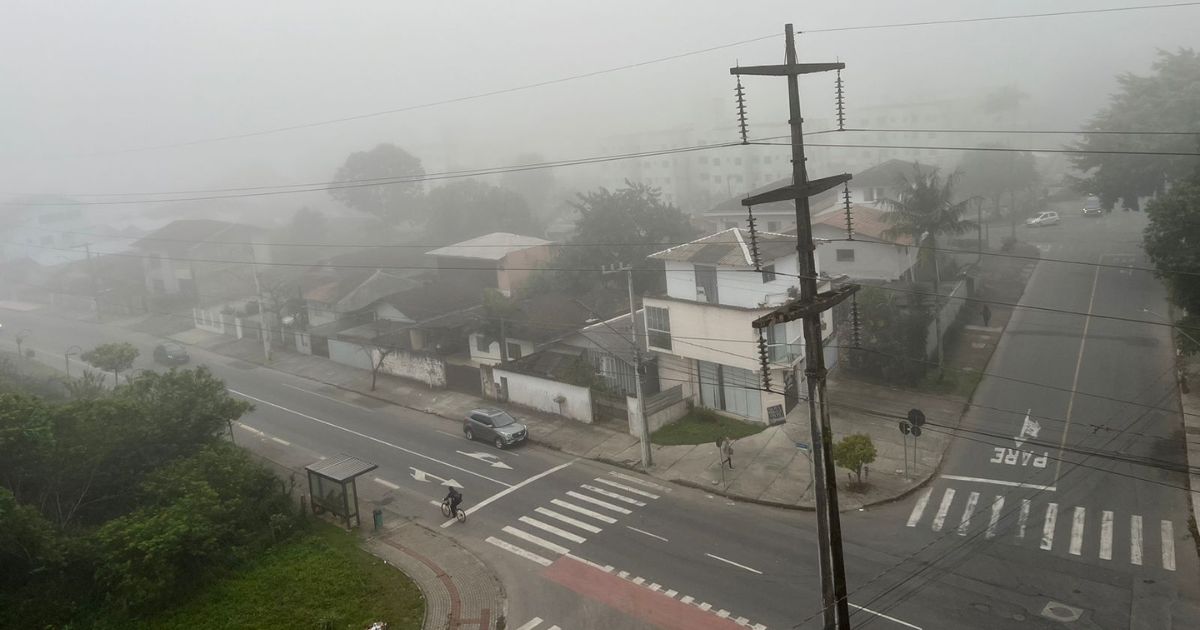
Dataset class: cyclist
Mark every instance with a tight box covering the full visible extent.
[445,486,463,516]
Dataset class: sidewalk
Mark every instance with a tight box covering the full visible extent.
[1182,355,1200,547]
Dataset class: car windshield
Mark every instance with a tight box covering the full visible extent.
[490,412,517,427]
[163,344,183,352]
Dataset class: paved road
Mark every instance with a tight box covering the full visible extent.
[3,210,1197,629]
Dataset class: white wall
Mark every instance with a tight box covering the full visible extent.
[925,278,969,359]
[378,349,447,388]
[492,368,593,423]
[468,333,536,365]
[645,296,770,372]
[327,338,374,371]
[663,254,804,309]
[813,230,915,282]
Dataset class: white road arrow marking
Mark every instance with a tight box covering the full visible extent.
[1014,410,1041,450]
[456,450,513,469]
[409,467,463,488]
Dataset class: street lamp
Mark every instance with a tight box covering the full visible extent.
[65,345,82,378]
[15,329,31,359]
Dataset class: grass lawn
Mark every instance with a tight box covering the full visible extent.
[140,523,424,630]
[650,408,765,446]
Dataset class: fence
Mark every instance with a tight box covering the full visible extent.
[488,367,594,423]
[925,278,970,359]
[628,384,687,436]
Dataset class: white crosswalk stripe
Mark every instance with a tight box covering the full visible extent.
[515,617,544,630]
[566,490,632,514]
[609,471,670,491]
[503,525,571,555]
[594,477,660,499]
[957,491,979,536]
[1100,511,1114,560]
[1161,520,1175,571]
[580,484,647,507]
[551,498,618,523]
[986,495,1004,539]
[907,488,932,527]
[932,488,955,531]
[1131,515,1144,566]
[519,516,587,544]
[535,506,602,534]
[1018,499,1030,539]
[487,536,552,566]
[1069,507,1086,556]
[1041,503,1058,550]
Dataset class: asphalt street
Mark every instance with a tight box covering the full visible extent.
[2,208,1197,629]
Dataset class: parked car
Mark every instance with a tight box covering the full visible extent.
[1082,195,1103,217]
[1025,211,1060,227]
[463,408,528,449]
[153,342,190,365]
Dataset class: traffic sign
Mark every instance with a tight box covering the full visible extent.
[907,408,926,427]
[898,421,910,435]
[910,425,922,437]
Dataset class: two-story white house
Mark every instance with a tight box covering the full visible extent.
[642,228,833,425]
[811,205,917,282]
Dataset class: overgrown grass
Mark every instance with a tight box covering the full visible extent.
[130,523,424,630]
[650,407,766,446]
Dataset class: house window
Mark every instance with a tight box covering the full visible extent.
[506,342,523,360]
[761,264,776,283]
[694,265,719,303]
[475,335,490,353]
[698,361,762,419]
[836,249,856,262]
[645,306,672,350]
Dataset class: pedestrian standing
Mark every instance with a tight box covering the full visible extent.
[981,303,992,327]
[720,436,734,469]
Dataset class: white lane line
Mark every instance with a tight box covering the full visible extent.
[486,536,551,567]
[236,422,264,436]
[848,602,923,629]
[502,526,570,556]
[1054,257,1102,484]
[1100,511,1113,560]
[436,430,460,439]
[565,490,632,514]
[932,488,956,532]
[1161,520,1176,571]
[699,602,712,611]
[717,609,730,618]
[752,624,767,630]
[986,495,1005,539]
[519,516,587,544]
[535,507,602,534]
[626,526,669,542]
[705,553,763,575]
[736,617,750,626]
[1069,507,1086,556]
[580,484,647,506]
[550,498,618,524]
[429,500,444,508]
[907,488,932,527]
[270,436,292,446]
[514,618,543,630]
[441,459,578,528]
[373,477,400,490]
[958,491,980,536]
[281,383,367,410]
[632,576,645,585]
[617,570,630,579]
[609,471,669,491]
[649,583,661,591]
[681,595,694,604]
[594,477,660,499]
[1131,515,1144,566]
[1041,503,1058,550]
[1018,499,1031,539]
[547,626,560,630]
[228,389,513,488]
[940,474,1056,491]
[665,589,678,598]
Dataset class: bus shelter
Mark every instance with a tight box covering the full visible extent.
[306,455,378,528]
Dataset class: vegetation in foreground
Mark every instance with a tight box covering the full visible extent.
[651,407,765,446]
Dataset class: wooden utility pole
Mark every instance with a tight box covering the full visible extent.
[604,264,652,468]
[734,24,855,629]
[250,245,271,363]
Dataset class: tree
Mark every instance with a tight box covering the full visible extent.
[425,179,536,242]
[1070,49,1200,210]
[330,143,425,224]
[846,287,931,386]
[1144,170,1200,352]
[833,433,877,486]
[81,342,139,384]
[957,148,1039,234]
[883,167,975,376]
[539,181,696,295]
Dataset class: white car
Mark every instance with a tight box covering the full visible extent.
[1025,211,1060,227]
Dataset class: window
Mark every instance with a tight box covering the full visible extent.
[645,306,672,350]
[761,264,776,283]
[836,249,855,262]
[506,342,523,360]
[475,335,490,353]
[694,265,719,303]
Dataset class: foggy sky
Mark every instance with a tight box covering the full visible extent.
[1,0,1196,221]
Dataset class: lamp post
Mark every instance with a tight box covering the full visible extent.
[15,329,31,360]
[65,345,82,378]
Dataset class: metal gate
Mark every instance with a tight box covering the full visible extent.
[445,362,482,396]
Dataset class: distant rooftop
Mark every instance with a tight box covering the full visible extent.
[813,205,913,245]
[648,228,794,268]
[426,232,552,261]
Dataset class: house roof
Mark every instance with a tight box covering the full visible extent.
[501,288,628,344]
[648,228,794,268]
[370,280,483,323]
[497,347,590,382]
[300,247,434,307]
[131,219,263,252]
[851,159,938,188]
[567,310,646,364]
[705,179,840,217]
[425,232,552,261]
[813,205,914,245]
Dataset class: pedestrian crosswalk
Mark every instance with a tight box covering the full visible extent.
[905,486,1179,570]
[486,471,666,567]
[513,616,562,630]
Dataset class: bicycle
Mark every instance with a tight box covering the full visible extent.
[441,497,467,523]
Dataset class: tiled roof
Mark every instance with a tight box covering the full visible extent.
[648,228,794,267]
[425,232,552,260]
[814,205,914,245]
[132,219,262,252]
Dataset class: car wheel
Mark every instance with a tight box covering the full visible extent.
[494,437,505,450]
[464,428,474,441]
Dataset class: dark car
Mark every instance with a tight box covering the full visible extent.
[1082,195,1103,217]
[463,408,527,449]
[153,342,190,365]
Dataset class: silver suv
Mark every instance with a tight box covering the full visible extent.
[464,408,528,449]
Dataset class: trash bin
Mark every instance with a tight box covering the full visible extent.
[372,508,383,530]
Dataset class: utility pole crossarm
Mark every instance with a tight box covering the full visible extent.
[731,62,845,76]
[741,174,852,207]
[752,285,858,329]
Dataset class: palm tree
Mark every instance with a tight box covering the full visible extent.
[881,165,976,377]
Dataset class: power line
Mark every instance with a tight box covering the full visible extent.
[753,140,1200,157]
[802,2,1200,33]
[840,127,1199,137]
